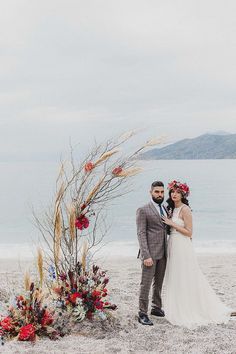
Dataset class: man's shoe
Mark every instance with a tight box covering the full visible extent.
[138,312,153,325]
[150,307,165,317]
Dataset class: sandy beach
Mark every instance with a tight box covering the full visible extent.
[0,253,235,354]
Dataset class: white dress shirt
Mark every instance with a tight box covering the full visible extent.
[151,199,167,217]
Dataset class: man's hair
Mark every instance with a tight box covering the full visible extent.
[151,181,164,189]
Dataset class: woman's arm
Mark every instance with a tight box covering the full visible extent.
[162,206,193,238]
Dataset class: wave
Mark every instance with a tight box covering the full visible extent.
[0,240,236,260]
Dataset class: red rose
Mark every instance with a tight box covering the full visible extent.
[0,317,13,331]
[69,292,82,304]
[84,162,94,172]
[18,324,35,341]
[75,219,82,230]
[94,300,104,310]
[82,217,89,228]
[112,166,123,176]
[41,310,54,327]
[181,183,190,194]
[75,215,89,230]
[92,290,101,298]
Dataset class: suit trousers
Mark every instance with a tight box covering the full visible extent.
[139,256,166,314]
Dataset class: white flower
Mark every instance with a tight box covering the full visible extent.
[73,305,86,322]
[87,279,95,287]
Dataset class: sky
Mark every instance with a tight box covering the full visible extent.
[1,0,236,161]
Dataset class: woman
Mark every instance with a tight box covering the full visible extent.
[161,180,231,329]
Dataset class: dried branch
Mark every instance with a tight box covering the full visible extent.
[33,132,164,280]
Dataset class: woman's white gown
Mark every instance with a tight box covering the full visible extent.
[163,205,231,329]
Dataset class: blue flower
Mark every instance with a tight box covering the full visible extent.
[48,265,56,280]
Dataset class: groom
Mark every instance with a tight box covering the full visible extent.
[136,181,167,325]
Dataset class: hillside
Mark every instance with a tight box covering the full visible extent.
[140,134,236,159]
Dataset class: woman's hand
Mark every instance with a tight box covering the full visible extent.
[161,216,174,226]
[162,206,193,238]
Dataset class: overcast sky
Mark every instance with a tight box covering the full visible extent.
[1,0,236,161]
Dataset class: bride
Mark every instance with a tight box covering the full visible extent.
[161,180,231,329]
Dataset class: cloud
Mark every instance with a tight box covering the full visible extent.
[0,1,236,161]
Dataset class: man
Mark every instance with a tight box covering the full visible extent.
[136,181,167,325]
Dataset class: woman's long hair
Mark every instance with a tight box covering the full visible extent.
[166,190,190,216]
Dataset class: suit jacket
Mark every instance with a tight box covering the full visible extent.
[136,202,167,260]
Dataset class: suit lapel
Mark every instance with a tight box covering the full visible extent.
[149,201,167,230]
[148,202,161,220]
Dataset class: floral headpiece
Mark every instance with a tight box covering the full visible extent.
[167,180,190,197]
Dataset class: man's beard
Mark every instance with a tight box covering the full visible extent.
[152,196,164,205]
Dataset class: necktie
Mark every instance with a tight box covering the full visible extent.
[159,204,164,217]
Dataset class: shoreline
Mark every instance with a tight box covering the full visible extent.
[0,239,236,261]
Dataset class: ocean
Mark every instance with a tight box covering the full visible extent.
[0,160,236,258]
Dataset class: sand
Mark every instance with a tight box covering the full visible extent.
[0,253,235,354]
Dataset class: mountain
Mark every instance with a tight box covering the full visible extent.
[207,130,231,135]
[140,134,236,160]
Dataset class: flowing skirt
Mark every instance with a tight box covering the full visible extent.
[163,233,231,329]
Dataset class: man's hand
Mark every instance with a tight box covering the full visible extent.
[143,258,153,267]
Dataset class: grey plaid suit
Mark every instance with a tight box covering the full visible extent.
[136,201,167,314]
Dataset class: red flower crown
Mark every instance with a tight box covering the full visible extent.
[167,180,190,197]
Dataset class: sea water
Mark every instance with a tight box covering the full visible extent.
[0,160,235,258]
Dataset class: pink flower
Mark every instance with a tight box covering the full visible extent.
[167,180,178,190]
[167,180,190,197]
[179,183,190,195]
[112,166,123,176]
[84,162,94,172]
